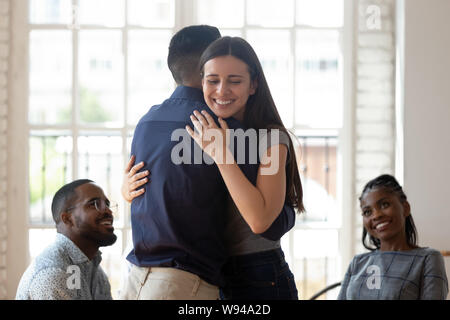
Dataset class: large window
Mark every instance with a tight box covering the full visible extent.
[26,0,348,299]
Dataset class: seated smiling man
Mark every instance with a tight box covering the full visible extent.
[16,179,117,300]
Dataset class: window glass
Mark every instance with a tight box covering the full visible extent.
[296,30,342,128]
[298,137,338,223]
[29,229,57,261]
[79,31,123,126]
[77,134,124,227]
[247,0,294,27]
[219,29,242,38]
[29,133,72,225]
[197,0,244,28]
[29,31,72,125]
[296,0,343,27]
[128,30,173,126]
[247,30,293,128]
[78,0,125,27]
[29,0,72,24]
[100,230,123,299]
[128,0,175,27]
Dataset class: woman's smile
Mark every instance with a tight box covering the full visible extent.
[202,55,257,121]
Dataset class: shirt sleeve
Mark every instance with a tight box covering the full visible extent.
[259,129,290,154]
[420,251,449,300]
[257,129,293,241]
[259,203,295,241]
[337,258,355,300]
[28,268,78,300]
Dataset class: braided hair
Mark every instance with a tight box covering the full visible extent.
[360,174,418,251]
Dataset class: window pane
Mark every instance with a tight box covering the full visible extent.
[77,134,124,227]
[29,133,72,225]
[247,30,293,128]
[293,229,338,258]
[29,0,72,24]
[298,137,338,223]
[219,29,242,37]
[29,31,72,125]
[78,0,124,27]
[197,0,244,28]
[296,0,343,27]
[100,229,123,299]
[247,0,294,27]
[128,0,174,27]
[79,31,123,126]
[295,30,342,128]
[128,30,173,126]
[126,131,133,158]
[29,229,57,261]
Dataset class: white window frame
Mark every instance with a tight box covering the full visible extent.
[8,0,355,299]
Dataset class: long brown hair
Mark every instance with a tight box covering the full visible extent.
[199,36,304,213]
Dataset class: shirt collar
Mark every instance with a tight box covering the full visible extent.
[55,233,102,266]
[170,85,205,103]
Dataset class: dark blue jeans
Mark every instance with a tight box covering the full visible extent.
[220,248,298,300]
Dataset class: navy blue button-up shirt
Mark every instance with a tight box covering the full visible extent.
[127,86,294,286]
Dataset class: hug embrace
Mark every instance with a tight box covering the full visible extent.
[16,25,448,301]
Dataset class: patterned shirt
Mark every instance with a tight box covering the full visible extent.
[16,233,112,300]
[338,247,448,300]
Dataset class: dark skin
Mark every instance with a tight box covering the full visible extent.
[361,188,414,252]
[57,183,117,260]
[181,73,203,89]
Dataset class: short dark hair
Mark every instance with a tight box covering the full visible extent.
[167,25,221,85]
[360,174,418,251]
[51,179,93,224]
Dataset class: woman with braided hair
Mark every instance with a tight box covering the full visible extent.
[338,174,448,300]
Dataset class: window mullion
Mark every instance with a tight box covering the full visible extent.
[175,0,195,29]
[243,0,248,38]
[72,6,79,180]
[123,0,130,239]
[123,3,129,152]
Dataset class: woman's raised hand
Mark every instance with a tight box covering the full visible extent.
[186,109,230,164]
[121,155,150,203]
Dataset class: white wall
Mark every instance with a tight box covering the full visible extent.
[401,0,450,290]
[0,0,10,300]
[354,0,396,257]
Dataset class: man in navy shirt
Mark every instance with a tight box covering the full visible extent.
[120,25,294,300]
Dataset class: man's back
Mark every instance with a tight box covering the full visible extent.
[127,86,231,287]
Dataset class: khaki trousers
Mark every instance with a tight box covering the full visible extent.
[119,265,219,300]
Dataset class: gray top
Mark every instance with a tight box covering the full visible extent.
[16,233,112,300]
[225,130,290,256]
[337,247,448,300]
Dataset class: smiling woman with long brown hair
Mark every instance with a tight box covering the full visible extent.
[184,36,304,300]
